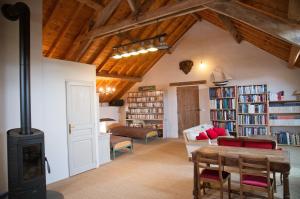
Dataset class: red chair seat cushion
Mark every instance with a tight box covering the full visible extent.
[206,129,218,139]
[218,139,243,147]
[200,169,230,181]
[213,127,227,136]
[196,132,209,140]
[244,141,274,149]
[242,175,272,188]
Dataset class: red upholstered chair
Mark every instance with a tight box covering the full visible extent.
[239,154,274,199]
[196,152,231,199]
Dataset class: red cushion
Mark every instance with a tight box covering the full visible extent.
[218,139,243,147]
[242,175,271,188]
[206,129,218,139]
[213,127,227,136]
[200,169,230,181]
[196,132,209,140]
[244,141,274,149]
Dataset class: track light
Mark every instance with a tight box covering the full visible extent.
[111,34,169,59]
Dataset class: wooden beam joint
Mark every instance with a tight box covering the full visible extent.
[289,46,300,69]
[169,80,207,87]
[218,14,242,43]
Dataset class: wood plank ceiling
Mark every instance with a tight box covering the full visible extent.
[43,0,300,102]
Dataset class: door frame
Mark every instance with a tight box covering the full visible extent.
[66,80,97,176]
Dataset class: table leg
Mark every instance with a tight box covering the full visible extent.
[193,162,199,199]
[283,171,290,199]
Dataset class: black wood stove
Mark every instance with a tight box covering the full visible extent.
[1,2,63,199]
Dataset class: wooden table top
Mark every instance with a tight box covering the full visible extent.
[192,145,290,165]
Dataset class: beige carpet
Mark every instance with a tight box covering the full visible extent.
[48,139,300,199]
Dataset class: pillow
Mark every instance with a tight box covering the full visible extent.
[196,132,209,140]
[206,128,218,140]
[244,141,274,149]
[213,127,227,136]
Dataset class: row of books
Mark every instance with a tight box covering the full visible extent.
[213,121,236,133]
[272,131,300,145]
[209,87,235,99]
[238,95,268,103]
[269,119,300,126]
[209,99,236,109]
[128,96,164,103]
[238,85,267,94]
[128,102,163,108]
[239,127,267,136]
[129,108,163,114]
[210,110,236,121]
[238,104,266,113]
[127,114,163,120]
[128,91,163,97]
[269,106,300,114]
[270,115,300,119]
[238,115,267,125]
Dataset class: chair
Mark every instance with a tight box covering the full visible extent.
[239,154,274,199]
[196,152,231,199]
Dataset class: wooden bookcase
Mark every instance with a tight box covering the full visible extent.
[237,84,269,136]
[126,90,164,137]
[209,86,237,136]
[269,100,300,147]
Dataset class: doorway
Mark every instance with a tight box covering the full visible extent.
[66,81,96,176]
[177,86,200,137]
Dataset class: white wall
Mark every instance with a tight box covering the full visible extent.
[131,21,300,138]
[0,0,97,192]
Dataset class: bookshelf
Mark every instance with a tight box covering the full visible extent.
[237,84,269,136]
[126,90,164,137]
[269,100,300,146]
[209,86,237,136]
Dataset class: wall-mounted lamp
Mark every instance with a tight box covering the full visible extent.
[199,61,206,70]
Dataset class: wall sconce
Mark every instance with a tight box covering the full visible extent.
[199,61,206,70]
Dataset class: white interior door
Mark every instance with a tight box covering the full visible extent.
[66,81,96,176]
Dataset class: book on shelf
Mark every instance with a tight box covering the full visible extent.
[238,85,267,94]
[209,86,235,98]
[239,127,267,136]
[239,104,265,113]
[210,99,236,109]
[272,131,300,145]
[238,94,268,103]
[212,121,236,132]
[269,101,300,113]
[238,115,267,125]
[210,110,236,121]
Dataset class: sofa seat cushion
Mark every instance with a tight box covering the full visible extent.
[242,175,272,188]
[244,141,274,149]
[200,169,230,181]
[206,129,218,139]
[213,127,227,136]
[218,139,243,147]
[196,132,209,140]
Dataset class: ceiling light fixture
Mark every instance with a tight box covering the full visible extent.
[98,86,116,95]
[111,33,168,59]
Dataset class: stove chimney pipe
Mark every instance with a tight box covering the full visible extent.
[2,2,31,135]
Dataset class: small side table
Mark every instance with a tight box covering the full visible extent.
[98,133,111,166]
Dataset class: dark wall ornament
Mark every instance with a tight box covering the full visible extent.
[179,60,193,74]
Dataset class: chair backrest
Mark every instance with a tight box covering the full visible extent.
[218,137,243,147]
[239,154,271,187]
[198,152,225,181]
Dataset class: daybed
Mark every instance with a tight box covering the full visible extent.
[183,124,232,158]
[108,123,158,143]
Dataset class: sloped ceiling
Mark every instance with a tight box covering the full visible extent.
[43,0,300,102]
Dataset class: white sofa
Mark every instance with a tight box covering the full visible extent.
[183,124,231,159]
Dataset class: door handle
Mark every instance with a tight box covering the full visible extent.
[69,124,72,134]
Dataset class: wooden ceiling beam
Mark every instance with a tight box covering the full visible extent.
[218,14,242,43]
[81,0,212,40]
[76,0,103,10]
[288,0,300,22]
[127,0,139,13]
[204,1,300,47]
[288,46,300,69]
[76,0,122,61]
[96,72,142,82]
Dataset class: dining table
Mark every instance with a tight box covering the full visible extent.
[192,145,291,199]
